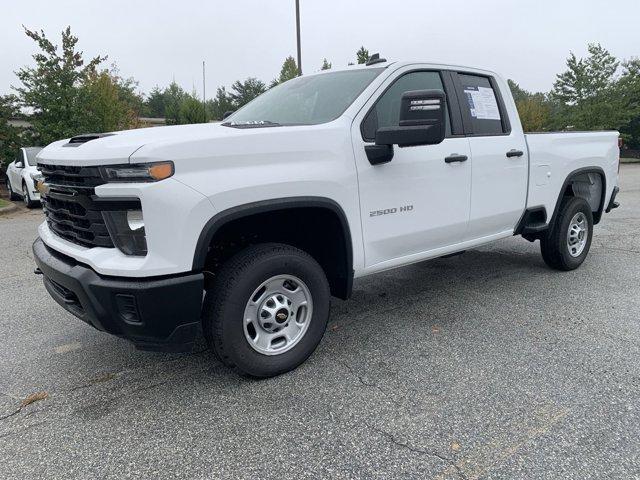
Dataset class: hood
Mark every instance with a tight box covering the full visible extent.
[36,123,230,166]
[35,120,350,168]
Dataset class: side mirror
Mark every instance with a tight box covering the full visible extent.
[15,160,24,169]
[222,110,235,120]
[365,89,446,165]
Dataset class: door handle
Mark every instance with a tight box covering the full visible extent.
[445,154,468,163]
[506,149,524,158]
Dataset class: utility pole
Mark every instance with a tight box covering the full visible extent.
[202,61,207,122]
[295,0,302,75]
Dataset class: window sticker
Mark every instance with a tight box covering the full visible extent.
[463,86,501,120]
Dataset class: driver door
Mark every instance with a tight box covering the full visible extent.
[351,68,472,270]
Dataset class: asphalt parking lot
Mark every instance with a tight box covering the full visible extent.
[0,165,638,480]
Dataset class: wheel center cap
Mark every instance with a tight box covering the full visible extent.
[258,294,292,332]
[275,309,289,323]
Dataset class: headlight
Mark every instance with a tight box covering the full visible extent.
[100,161,174,182]
[102,209,147,256]
[30,172,44,183]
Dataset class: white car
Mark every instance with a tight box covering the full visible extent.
[32,59,620,377]
[5,147,43,208]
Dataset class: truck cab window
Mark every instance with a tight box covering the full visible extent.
[362,71,451,141]
[458,74,504,135]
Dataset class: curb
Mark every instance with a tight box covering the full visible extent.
[0,202,18,216]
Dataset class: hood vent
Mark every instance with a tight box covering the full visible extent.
[64,133,115,147]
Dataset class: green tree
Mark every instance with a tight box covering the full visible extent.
[144,86,167,118]
[0,95,26,169]
[508,80,552,132]
[321,58,332,70]
[616,58,640,148]
[207,86,235,121]
[14,26,106,145]
[179,91,206,124]
[551,43,621,130]
[356,46,370,64]
[230,78,267,108]
[163,82,187,125]
[77,69,140,132]
[271,56,299,87]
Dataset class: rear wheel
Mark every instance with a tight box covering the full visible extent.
[540,196,593,271]
[6,177,19,201]
[202,243,330,378]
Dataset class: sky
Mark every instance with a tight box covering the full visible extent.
[2,0,639,99]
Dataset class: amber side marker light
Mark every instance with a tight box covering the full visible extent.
[149,162,174,181]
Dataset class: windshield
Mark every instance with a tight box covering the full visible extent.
[24,147,42,166]
[225,68,384,127]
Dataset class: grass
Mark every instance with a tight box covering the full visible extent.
[0,198,10,208]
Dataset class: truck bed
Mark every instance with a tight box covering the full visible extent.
[524,131,619,221]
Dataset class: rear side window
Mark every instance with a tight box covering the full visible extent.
[362,71,451,141]
[458,74,504,135]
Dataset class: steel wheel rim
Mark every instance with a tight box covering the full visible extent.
[22,185,29,205]
[243,274,313,356]
[567,212,588,257]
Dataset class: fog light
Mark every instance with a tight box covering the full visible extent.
[102,210,148,256]
[127,210,145,231]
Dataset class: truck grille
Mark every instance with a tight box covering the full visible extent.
[39,164,115,249]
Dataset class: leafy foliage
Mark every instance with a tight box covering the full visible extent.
[356,47,370,65]
[13,26,141,144]
[207,86,235,121]
[9,26,640,150]
[551,44,623,131]
[179,92,206,124]
[144,86,167,118]
[615,59,640,148]
[271,56,299,87]
[0,95,26,168]
[13,26,106,145]
[163,82,188,125]
[508,80,552,132]
[229,78,267,108]
[77,68,142,133]
[508,44,640,147]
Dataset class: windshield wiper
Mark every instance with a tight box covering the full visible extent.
[222,120,282,128]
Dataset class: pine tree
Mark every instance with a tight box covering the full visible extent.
[356,47,370,64]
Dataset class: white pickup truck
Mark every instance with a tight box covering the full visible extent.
[33,58,620,377]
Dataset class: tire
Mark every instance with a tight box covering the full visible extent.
[202,243,331,378]
[22,182,36,208]
[6,177,19,201]
[540,196,593,271]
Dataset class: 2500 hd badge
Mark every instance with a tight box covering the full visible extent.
[370,205,414,217]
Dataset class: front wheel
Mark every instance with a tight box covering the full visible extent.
[202,243,330,377]
[540,196,593,271]
[22,182,37,208]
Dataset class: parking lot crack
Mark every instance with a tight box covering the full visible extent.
[338,360,387,395]
[368,423,467,480]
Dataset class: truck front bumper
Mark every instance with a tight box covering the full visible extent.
[33,238,204,352]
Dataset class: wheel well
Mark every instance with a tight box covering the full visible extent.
[200,206,353,300]
[561,170,605,224]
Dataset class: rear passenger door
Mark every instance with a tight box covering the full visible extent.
[453,73,528,238]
